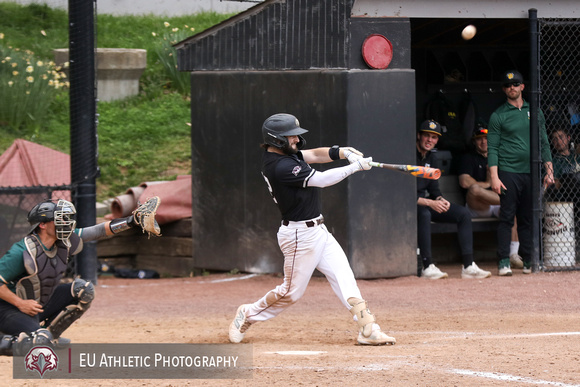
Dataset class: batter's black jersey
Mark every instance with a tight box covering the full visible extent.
[261,150,321,221]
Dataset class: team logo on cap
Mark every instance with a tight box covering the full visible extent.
[429,122,437,130]
[506,73,516,80]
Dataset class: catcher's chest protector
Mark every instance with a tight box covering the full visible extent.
[16,234,79,305]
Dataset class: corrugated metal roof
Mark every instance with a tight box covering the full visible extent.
[176,0,354,71]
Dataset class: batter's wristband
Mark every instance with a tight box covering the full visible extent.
[329,145,340,160]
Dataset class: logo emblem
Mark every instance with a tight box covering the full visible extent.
[24,346,58,378]
[292,166,302,176]
[429,122,437,130]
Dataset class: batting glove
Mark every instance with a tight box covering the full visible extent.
[342,147,364,164]
[353,157,373,172]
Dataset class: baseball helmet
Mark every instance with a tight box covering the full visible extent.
[419,119,442,136]
[262,113,308,150]
[28,200,57,233]
[28,199,77,245]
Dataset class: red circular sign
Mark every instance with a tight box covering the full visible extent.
[361,34,393,69]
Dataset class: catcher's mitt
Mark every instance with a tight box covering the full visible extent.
[132,196,161,238]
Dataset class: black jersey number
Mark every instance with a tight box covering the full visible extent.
[261,172,278,204]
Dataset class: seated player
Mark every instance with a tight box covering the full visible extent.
[458,125,523,269]
[416,120,491,279]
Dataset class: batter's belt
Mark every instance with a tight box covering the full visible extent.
[282,215,324,228]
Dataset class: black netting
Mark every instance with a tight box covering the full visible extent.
[540,18,580,271]
[0,187,72,256]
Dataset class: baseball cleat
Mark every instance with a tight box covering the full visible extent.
[357,324,396,346]
[229,304,252,343]
[522,262,532,274]
[498,266,513,276]
[422,264,448,280]
[461,263,492,279]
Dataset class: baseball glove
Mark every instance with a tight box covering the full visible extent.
[132,196,161,238]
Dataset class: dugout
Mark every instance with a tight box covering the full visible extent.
[176,0,580,277]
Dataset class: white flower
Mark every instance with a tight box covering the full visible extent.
[27,76,34,83]
[40,30,47,36]
[8,81,13,87]
[12,70,18,76]
[26,66,34,73]
[164,22,170,27]
[0,33,4,39]
[152,32,157,37]
[36,60,43,66]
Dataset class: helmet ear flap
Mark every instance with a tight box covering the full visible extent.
[296,135,307,150]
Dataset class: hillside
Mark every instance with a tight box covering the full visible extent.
[0,2,233,200]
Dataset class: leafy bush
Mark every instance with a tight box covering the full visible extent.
[0,37,68,134]
[152,22,194,95]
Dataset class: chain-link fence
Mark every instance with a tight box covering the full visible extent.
[0,187,72,257]
[540,18,580,271]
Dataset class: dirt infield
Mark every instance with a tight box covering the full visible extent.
[2,262,580,386]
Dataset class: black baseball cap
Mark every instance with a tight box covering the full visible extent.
[473,127,488,138]
[502,70,523,87]
[419,120,442,136]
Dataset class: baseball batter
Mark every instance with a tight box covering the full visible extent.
[228,113,395,346]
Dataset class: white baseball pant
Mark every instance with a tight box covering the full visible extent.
[245,216,362,323]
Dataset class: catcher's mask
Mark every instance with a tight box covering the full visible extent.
[28,199,77,246]
[262,113,308,153]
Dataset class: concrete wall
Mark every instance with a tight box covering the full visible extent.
[7,0,257,15]
[190,69,417,279]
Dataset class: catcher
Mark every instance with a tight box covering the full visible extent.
[0,197,160,356]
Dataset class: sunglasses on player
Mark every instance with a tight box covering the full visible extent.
[503,82,521,88]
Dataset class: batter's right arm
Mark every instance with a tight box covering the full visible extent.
[308,157,372,188]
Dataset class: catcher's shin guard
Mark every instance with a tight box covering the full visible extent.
[12,329,53,356]
[46,279,94,339]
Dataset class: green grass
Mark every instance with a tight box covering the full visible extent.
[0,2,234,200]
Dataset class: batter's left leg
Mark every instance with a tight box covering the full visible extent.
[229,226,325,343]
[316,227,395,345]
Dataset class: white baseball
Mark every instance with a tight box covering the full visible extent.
[461,25,476,40]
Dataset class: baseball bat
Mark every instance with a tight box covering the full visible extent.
[369,161,441,180]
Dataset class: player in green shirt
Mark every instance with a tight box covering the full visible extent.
[488,70,554,276]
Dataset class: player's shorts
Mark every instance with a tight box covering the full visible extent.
[466,203,500,218]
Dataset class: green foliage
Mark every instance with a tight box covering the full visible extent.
[0,3,69,58]
[0,40,68,134]
[152,23,193,95]
[96,92,192,198]
[0,3,235,200]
